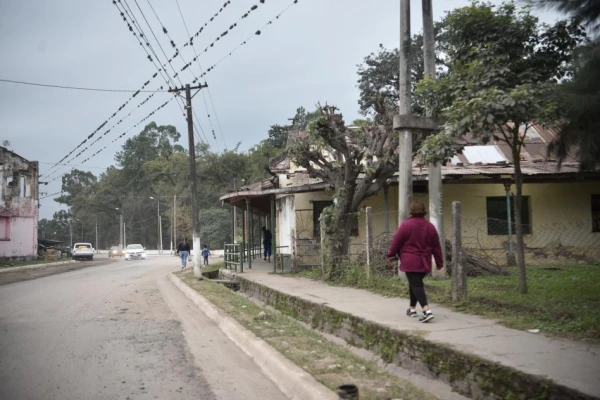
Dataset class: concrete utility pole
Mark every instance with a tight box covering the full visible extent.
[95,218,98,253]
[396,0,413,224]
[172,194,176,254]
[422,0,446,278]
[169,83,208,279]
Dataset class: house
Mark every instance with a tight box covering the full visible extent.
[220,125,600,266]
[0,146,40,260]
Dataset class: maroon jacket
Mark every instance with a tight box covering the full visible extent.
[386,216,443,273]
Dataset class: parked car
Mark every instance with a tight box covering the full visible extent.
[124,244,146,261]
[72,243,94,261]
[109,246,124,258]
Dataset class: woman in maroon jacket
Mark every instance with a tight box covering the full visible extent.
[386,201,443,322]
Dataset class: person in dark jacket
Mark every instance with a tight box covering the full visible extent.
[262,227,272,262]
[177,237,191,269]
[386,201,443,323]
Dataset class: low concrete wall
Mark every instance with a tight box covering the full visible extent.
[229,272,595,400]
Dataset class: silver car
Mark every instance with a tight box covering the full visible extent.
[124,244,146,261]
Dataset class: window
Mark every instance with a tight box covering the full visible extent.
[313,201,333,237]
[0,216,10,241]
[312,201,359,237]
[486,196,531,235]
[592,195,600,233]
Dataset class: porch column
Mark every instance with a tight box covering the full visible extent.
[271,194,276,272]
[246,199,252,269]
[241,206,246,263]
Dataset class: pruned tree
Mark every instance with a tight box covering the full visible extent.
[288,105,398,279]
[416,1,585,294]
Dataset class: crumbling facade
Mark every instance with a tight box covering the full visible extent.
[0,146,39,260]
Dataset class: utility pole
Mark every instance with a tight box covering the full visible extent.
[95,218,98,253]
[172,194,176,254]
[397,0,413,224]
[124,222,126,247]
[169,83,208,279]
[422,0,446,278]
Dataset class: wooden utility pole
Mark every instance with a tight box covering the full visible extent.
[169,83,208,279]
[422,0,446,278]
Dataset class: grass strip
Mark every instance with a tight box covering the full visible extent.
[176,270,437,400]
[296,265,600,341]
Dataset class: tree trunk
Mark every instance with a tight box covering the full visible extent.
[511,143,528,294]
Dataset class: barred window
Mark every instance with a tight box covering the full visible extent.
[486,196,531,235]
[313,201,359,237]
[592,195,600,233]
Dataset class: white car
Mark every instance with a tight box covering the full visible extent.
[124,244,146,261]
[72,243,94,261]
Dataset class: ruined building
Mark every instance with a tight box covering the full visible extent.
[0,146,39,260]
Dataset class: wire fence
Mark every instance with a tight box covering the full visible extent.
[287,209,599,271]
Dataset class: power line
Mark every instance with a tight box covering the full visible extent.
[46,97,176,183]
[198,0,302,82]
[174,0,228,151]
[0,78,167,93]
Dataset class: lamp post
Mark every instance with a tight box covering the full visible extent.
[150,197,163,255]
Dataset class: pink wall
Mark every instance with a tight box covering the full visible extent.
[0,216,38,259]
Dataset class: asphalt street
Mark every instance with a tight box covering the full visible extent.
[0,255,287,400]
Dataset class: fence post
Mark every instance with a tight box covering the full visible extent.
[320,223,326,276]
[240,243,244,273]
[451,201,467,301]
[365,207,373,281]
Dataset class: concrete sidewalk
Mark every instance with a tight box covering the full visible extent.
[224,261,600,399]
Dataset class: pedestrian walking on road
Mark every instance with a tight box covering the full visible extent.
[386,201,443,323]
[201,245,211,266]
[177,237,191,269]
[262,226,272,263]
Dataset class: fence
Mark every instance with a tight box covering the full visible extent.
[224,243,244,272]
[454,217,600,266]
[290,211,599,273]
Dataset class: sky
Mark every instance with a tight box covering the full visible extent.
[0,0,561,219]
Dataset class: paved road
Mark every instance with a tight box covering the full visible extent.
[0,256,287,400]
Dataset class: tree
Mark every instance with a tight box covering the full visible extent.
[527,0,600,169]
[416,1,585,294]
[289,105,398,279]
[1,140,10,149]
[267,125,289,149]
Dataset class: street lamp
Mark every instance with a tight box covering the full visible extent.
[149,197,163,255]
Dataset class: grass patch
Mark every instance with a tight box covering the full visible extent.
[0,259,66,269]
[176,270,436,400]
[294,265,600,341]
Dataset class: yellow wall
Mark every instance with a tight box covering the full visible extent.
[291,181,600,264]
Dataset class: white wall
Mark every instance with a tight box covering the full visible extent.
[276,195,295,255]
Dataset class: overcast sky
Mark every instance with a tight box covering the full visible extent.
[0,0,561,219]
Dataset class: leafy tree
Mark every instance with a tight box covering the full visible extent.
[416,1,585,294]
[55,169,97,208]
[267,125,289,149]
[527,0,600,168]
[289,105,398,279]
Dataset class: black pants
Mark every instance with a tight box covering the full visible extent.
[406,272,428,308]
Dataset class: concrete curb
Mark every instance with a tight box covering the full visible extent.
[167,272,337,400]
[0,260,78,274]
